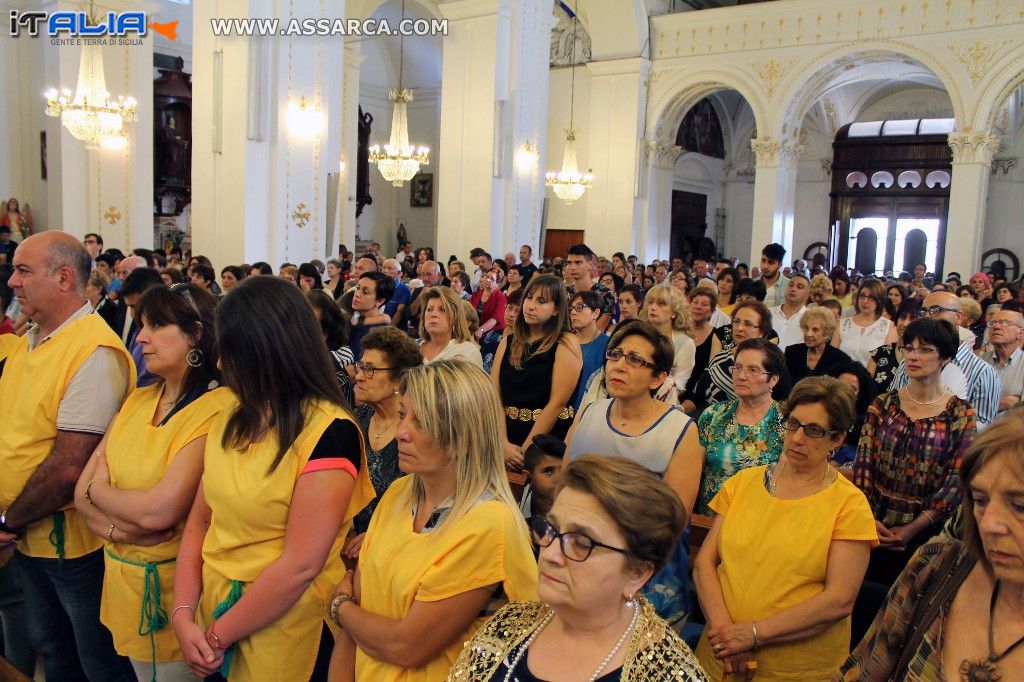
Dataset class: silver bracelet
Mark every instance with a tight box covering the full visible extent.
[171,604,196,621]
[751,621,759,651]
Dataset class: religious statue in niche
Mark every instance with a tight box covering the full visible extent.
[676,98,726,159]
[0,198,33,241]
[550,2,591,67]
[160,112,190,182]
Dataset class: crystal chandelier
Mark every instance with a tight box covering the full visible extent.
[546,0,592,205]
[43,5,137,149]
[369,0,430,187]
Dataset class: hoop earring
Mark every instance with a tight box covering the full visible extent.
[186,348,204,368]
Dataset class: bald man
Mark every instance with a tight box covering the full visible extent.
[890,291,1001,427]
[982,309,1024,413]
[1,232,136,680]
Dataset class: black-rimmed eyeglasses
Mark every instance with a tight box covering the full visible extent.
[531,516,631,562]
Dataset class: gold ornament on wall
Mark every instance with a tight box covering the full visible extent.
[103,206,121,225]
[750,59,794,98]
[947,40,1011,85]
[291,203,311,228]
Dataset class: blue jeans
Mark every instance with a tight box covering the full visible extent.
[14,549,134,682]
[0,558,35,677]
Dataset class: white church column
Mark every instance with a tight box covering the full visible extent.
[945,131,998,278]
[192,0,344,267]
[435,0,512,261]
[584,57,649,258]
[749,136,801,265]
[639,141,683,261]
[336,43,365,255]
[501,0,550,258]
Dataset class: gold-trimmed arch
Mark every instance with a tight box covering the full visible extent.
[972,44,1024,133]
[346,0,443,22]
[647,68,768,150]
[773,40,966,140]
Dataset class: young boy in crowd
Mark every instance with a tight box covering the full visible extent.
[518,434,565,523]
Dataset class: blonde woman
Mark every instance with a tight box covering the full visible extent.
[417,286,483,367]
[328,360,538,682]
[809,274,833,306]
[640,284,696,403]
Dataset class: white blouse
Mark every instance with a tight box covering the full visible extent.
[420,339,483,368]
[838,316,892,366]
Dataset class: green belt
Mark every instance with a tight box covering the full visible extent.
[212,579,245,678]
[48,512,65,570]
[104,547,175,682]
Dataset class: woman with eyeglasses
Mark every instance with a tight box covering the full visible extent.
[342,327,423,562]
[691,338,787,516]
[683,300,791,416]
[492,274,582,471]
[565,321,702,626]
[73,284,232,681]
[171,277,375,681]
[694,376,876,680]
[854,317,976,590]
[837,278,896,366]
[639,284,696,404]
[449,455,707,682]
[328,360,537,682]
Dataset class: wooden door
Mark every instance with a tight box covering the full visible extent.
[671,190,708,262]
[543,229,585,260]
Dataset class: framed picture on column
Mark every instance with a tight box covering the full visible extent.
[411,173,433,208]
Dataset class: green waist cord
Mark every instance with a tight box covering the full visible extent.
[48,512,65,571]
[212,579,245,678]
[104,548,175,682]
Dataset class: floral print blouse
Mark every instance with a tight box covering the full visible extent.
[695,399,785,515]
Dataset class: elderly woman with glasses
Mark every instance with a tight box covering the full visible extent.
[449,455,707,682]
[692,338,787,516]
[841,412,1024,681]
[694,377,877,680]
[854,317,977,589]
[683,300,791,416]
[564,321,703,626]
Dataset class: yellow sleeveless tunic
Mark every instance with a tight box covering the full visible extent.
[0,314,135,558]
[100,385,233,662]
[199,398,374,681]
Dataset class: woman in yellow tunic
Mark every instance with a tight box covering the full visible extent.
[327,360,538,682]
[74,283,228,682]
[693,376,878,680]
[171,277,374,681]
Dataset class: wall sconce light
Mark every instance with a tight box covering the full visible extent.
[515,142,539,173]
[100,134,128,151]
[287,96,322,138]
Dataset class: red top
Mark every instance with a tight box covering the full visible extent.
[470,288,508,332]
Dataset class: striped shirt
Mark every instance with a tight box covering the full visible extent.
[890,341,1001,426]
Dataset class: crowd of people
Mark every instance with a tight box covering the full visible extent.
[3,229,1024,681]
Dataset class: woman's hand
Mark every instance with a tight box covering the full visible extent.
[723,650,758,680]
[93,452,111,484]
[342,533,366,560]
[503,442,524,471]
[890,523,920,548]
[173,618,223,678]
[334,569,356,600]
[113,526,174,547]
[707,621,756,658]
[875,520,904,550]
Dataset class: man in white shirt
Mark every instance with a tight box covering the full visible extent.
[395,241,414,262]
[769,273,810,350]
[982,308,1024,414]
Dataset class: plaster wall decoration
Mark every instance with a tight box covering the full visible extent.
[991,158,1017,177]
[948,131,1000,165]
[823,96,838,137]
[291,202,312,228]
[750,59,795,98]
[551,3,591,67]
[948,40,1012,86]
[104,206,122,225]
[647,140,684,170]
[751,136,804,169]
[652,0,1015,60]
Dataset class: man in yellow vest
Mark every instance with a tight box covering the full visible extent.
[0,232,136,681]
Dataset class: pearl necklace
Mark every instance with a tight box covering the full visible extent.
[903,386,949,407]
[502,604,638,682]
